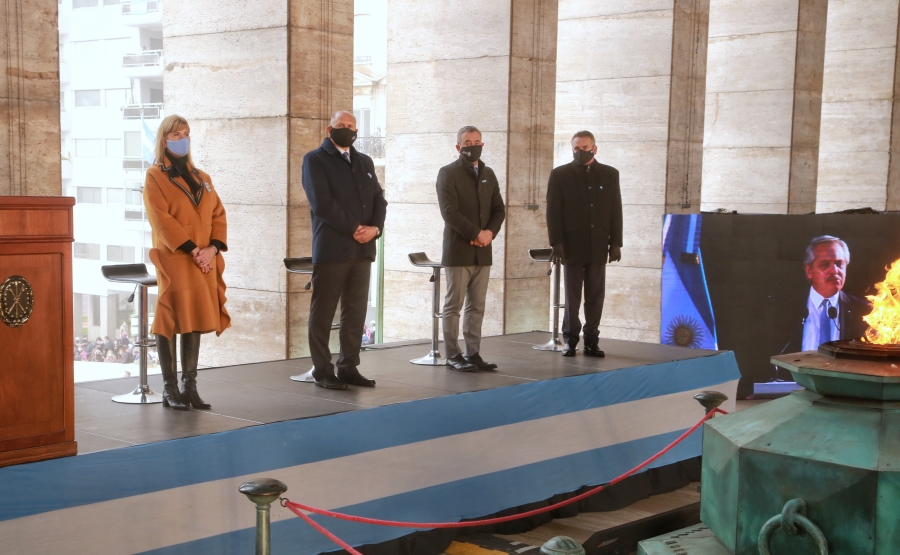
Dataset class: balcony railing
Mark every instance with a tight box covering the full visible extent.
[123,103,163,119]
[123,50,162,68]
[123,157,149,170]
[354,137,385,158]
[121,0,160,15]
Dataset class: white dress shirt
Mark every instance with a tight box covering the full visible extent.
[801,287,840,351]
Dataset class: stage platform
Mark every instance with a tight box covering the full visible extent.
[0,332,739,555]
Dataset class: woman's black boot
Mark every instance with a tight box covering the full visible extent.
[180,332,211,409]
[156,334,190,411]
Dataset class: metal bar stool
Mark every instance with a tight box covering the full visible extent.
[408,252,446,365]
[284,257,340,383]
[100,264,163,404]
[529,248,565,351]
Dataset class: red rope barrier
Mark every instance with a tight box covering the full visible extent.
[285,407,727,533]
[291,507,366,555]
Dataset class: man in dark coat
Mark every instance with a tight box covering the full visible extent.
[785,235,871,353]
[546,130,623,357]
[302,110,388,389]
[436,126,505,371]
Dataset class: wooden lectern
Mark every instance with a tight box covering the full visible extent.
[0,197,77,466]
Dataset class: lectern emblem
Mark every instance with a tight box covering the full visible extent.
[0,276,34,328]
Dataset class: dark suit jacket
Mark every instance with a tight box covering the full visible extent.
[784,290,872,353]
[302,138,388,264]
[546,160,623,265]
[436,156,505,267]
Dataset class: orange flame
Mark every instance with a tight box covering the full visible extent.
[863,258,900,345]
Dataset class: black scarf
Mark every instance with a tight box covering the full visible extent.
[167,153,202,197]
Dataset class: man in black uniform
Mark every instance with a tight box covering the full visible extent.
[302,111,388,389]
[546,130,623,357]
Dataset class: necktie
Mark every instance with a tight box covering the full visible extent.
[819,299,832,344]
[342,151,351,164]
[473,165,479,177]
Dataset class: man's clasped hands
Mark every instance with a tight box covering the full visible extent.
[470,229,493,247]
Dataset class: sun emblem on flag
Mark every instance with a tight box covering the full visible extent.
[664,315,704,348]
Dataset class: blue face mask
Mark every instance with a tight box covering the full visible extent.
[166,137,190,157]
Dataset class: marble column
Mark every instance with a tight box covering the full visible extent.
[555,0,709,343]
[816,0,900,212]
[382,0,558,343]
[164,0,351,365]
[701,0,828,214]
[0,0,61,197]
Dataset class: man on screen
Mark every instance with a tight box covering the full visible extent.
[798,235,870,351]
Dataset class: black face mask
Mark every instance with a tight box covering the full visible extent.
[459,144,483,163]
[573,149,594,165]
[330,127,357,148]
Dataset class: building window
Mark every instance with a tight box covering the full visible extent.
[103,0,120,4]
[107,189,124,204]
[74,90,101,107]
[144,247,153,264]
[74,243,101,259]
[106,89,129,109]
[91,295,101,326]
[75,139,102,157]
[149,88,163,104]
[126,188,143,206]
[73,0,99,8]
[124,131,142,158]
[76,187,103,204]
[107,245,136,263]
[106,139,123,158]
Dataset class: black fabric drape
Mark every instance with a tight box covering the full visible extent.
[317,457,702,555]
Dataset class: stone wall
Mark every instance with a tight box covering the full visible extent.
[701,0,827,214]
[164,0,352,366]
[555,0,709,343]
[817,0,900,212]
[0,0,61,197]
[382,0,558,343]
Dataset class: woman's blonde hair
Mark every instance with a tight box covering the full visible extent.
[154,114,196,168]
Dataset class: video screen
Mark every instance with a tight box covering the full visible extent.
[661,213,900,399]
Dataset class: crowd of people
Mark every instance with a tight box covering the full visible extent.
[73,322,156,365]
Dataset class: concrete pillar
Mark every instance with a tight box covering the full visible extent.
[164,0,351,365]
[554,0,709,343]
[817,0,900,212]
[382,0,558,342]
[702,0,828,214]
[0,0,61,196]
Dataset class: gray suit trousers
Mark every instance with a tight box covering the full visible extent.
[441,265,490,358]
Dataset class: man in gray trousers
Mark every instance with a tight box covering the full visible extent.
[435,126,506,372]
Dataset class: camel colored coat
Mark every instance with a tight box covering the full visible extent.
[143,156,231,338]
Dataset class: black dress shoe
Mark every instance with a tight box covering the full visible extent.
[337,368,376,387]
[446,354,477,372]
[583,345,606,357]
[465,353,498,371]
[314,373,348,390]
[561,345,577,357]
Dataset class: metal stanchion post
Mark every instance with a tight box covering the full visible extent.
[239,478,288,555]
[693,391,728,417]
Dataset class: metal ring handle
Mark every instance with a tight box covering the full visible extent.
[759,512,828,555]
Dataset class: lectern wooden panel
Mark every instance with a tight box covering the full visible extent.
[0,197,77,466]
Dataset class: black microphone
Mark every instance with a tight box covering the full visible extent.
[828,306,843,337]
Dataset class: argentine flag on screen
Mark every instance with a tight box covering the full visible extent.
[660,214,717,350]
[142,120,156,165]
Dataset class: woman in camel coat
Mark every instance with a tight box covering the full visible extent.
[144,114,230,411]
